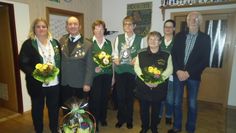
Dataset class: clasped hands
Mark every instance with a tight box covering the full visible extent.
[145,83,158,89]
[176,70,189,81]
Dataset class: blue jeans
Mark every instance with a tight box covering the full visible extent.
[173,76,200,133]
[159,80,174,119]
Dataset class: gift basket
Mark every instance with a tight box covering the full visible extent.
[59,98,96,133]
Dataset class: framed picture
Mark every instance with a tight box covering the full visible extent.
[46,7,84,40]
[127,2,152,37]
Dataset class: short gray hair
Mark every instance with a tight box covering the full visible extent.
[187,11,203,26]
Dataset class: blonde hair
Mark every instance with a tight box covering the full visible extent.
[123,16,135,25]
[147,31,162,41]
[28,17,52,39]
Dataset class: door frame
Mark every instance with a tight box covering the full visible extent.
[0,2,23,113]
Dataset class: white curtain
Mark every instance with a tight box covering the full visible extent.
[206,19,227,68]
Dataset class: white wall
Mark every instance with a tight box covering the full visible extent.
[102,0,236,106]
[0,0,31,111]
[102,0,162,44]
[228,46,236,106]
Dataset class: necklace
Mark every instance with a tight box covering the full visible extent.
[126,36,133,47]
[38,40,52,64]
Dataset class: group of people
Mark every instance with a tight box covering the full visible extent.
[19,11,211,133]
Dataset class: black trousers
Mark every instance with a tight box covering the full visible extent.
[140,99,161,132]
[89,74,112,124]
[115,72,135,124]
[31,85,60,133]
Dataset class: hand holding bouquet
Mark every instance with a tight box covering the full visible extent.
[141,66,164,85]
[93,51,112,68]
[32,63,59,84]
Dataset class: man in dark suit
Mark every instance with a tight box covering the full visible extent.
[59,16,94,111]
[168,12,211,133]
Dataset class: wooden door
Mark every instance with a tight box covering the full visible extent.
[172,10,236,107]
[0,4,18,111]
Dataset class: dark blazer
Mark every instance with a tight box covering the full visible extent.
[172,31,211,81]
[19,38,60,97]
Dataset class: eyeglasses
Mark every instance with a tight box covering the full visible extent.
[164,26,174,29]
[123,23,133,26]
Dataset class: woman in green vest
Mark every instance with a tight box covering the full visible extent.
[159,19,176,125]
[113,16,145,129]
[89,20,113,132]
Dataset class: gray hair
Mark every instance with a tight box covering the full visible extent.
[187,11,203,26]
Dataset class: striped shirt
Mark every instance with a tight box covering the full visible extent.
[184,33,198,65]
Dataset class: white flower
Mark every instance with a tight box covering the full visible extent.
[103,58,110,65]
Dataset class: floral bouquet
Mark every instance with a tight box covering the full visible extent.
[32,63,59,84]
[60,98,96,133]
[140,66,164,84]
[93,51,112,68]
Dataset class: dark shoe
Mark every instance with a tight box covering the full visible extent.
[157,117,161,125]
[139,129,148,133]
[101,121,107,126]
[152,130,159,133]
[96,126,99,132]
[168,129,181,133]
[126,123,133,129]
[166,118,172,125]
[151,128,158,133]
[115,122,124,128]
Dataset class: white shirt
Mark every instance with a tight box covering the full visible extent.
[36,37,59,87]
[92,36,107,49]
[69,34,81,42]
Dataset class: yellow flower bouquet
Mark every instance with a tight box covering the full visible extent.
[93,51,112,68]
[141,66,164,84]
[32,63,59,84]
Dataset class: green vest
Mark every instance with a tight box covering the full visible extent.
[92,39,112,76]
[160,36,174,54]
[115,34,142,74]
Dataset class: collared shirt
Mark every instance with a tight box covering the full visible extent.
[36,37,59,87]
[92,36,107,49]
[69,34,81,42]
[184,33,198,65]
[113,33,145,59]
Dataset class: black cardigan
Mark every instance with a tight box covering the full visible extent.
[19,38,60,97]
[172,31,211,81]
